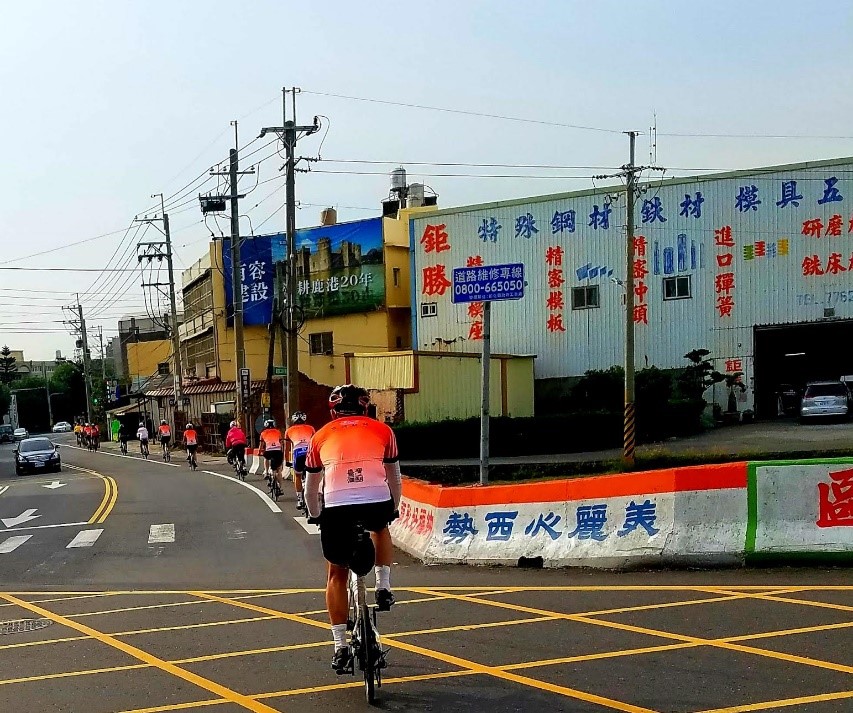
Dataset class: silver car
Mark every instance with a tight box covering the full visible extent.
[800,381,850,421]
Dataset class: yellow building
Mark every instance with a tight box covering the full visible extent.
[126,340,173,383]
[177,207,431,399]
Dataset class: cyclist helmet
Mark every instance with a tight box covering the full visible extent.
[161,419,167,425]
[291,411,307,424]
[264,419,275,428]
[139,422,145,428]
[229,420,237,428]
[328,384,370,416]
[185,422,193,429]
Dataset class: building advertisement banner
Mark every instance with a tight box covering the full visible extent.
[274,217,384,319]
[410,158,853,381]
[222,236,276,326]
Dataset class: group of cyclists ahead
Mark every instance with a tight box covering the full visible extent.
[74,422,101,451]
[114,419,198,467]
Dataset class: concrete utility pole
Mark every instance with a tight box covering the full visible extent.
[259,88,320,419]
[138,195,184,411]
[623,131,639,468]
[205,123,254,421]
[77,298,93,423]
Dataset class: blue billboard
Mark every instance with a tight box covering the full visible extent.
[222,236,277,326]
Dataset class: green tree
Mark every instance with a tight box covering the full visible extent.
[50,362,87,422]
[0,346,17,384]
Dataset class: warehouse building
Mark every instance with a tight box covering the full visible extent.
[410,156,853,417]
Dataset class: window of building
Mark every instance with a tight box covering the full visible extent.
[183,275,213,323]
[157,362,171,375]
[393,267,401,287]
[184,333,215,374]
[663,275,692,300]
[571,285,600,310]
[309,332,334,355]
[421,302,438,318]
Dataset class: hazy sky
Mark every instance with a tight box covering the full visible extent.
[1,1,851,359]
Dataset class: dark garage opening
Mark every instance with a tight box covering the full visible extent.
[753,320,853,418]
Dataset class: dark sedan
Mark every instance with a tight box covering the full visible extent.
[14,437,61,476]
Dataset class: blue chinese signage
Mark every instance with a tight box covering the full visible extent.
[451,262,525,304]
[222,236,275,326]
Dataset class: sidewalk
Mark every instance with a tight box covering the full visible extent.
[400,419,853,467]
[94,438,230,468]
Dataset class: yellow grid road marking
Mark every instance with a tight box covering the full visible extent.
[415,588,853,677]
[696,689,853,713]
[0,595,282,713]
[193,591,658,713]
[701,587,853,614]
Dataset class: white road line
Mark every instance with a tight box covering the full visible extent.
[66,529,104,548]
[148,523,175,544]
[65,444,180,467]
[293,516,320,535]
[0,535,32,553]
[0,486,8,497]
[201,470,282,513]
[0,521,88,534]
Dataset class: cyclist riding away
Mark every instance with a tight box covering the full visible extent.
[225,420,247,471]
[118,422,130,454]
[74,422,83,446]
[284,411,315,511]
[91,422,100,451]
[304,384,402,674]
[158,420,171,457]
[183,422,199,467]
[137,422,149,457]
[259,419,285,494]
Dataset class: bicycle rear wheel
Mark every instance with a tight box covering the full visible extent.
[360,605,376,703]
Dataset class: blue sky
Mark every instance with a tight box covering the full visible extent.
[1,1,851,358]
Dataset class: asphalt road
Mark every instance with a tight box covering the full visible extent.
[0,435,850,712]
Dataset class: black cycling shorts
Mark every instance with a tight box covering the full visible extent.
[319,499,395,568]
[160,435,171,445]
[265,450,284,470]
[229,444,246,460]
[186,444,198,454]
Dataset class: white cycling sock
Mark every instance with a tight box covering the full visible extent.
[331,623,348,650]
[375,565,391,591]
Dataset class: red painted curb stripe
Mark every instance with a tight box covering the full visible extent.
[401,462,748,508]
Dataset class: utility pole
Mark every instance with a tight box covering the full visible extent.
[77,298,93,423]
[138,195,184,412]
[623,131,639,468]
[204,123,254,422]
[259,88,319,419]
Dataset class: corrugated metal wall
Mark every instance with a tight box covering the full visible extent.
[411,158,853,392]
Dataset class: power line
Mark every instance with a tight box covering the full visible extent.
[302,89,624,134]
[305,89,853,141]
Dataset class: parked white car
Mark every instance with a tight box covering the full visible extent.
[13,427,29,440]
[799,381,850,421]
[52,421,73,433]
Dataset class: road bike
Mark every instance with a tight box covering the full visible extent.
[161,441,171,462]
[187,449,198,471]
[346,526,388,703]
[119,438,128,455]
[264,468,283,500]
[140,440,149,460]
[233,456,247,481]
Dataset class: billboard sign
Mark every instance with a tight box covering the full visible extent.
[276,217,384,319]
[222,237,276,326]
[451,263,525,304]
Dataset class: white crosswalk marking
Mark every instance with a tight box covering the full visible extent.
[148,524,175,544]
[0,535,32,553]
[66,529,104,548]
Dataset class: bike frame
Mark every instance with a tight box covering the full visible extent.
[346,545,385,702]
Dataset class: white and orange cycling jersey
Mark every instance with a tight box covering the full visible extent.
[305,416,398,508]
[184,429,198,446]
[284,424,315,457]
[260,428,283,452]
[158,424,171,438]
